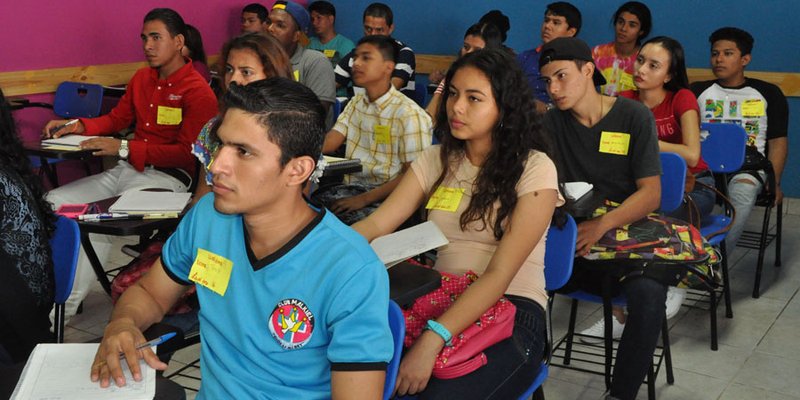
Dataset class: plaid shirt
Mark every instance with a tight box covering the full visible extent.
[333,86,432,185]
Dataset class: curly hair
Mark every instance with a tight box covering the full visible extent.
[0,89,56,238]
[432,49,556,240]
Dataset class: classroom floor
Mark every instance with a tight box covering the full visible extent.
[64,198,800,400]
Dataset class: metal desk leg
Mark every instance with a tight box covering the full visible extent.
[80,231,113,295]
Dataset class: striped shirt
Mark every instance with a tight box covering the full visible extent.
[332,86,432,185]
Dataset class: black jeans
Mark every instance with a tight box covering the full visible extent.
[418,295,546,400]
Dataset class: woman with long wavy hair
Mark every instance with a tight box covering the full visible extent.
[353,49,564,399]
[0,88,57,367]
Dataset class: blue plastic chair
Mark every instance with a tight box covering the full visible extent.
[658,152,687,213]
[332,98,343,123]
[696,122,747,347]
[517,215,577,400]
[50,215,81,343]
[384,300,405,400]
[412,81,427,107]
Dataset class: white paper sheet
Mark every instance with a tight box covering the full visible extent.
[109,191,191,213]
[370,221,449,267]
[563,182,594,201]
[11,343,155,400]
[41,135,94,147]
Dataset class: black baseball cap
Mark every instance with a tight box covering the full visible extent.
[539,37,607,86]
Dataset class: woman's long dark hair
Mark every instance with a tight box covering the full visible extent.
[433,49,556,240]
[0,89,56,238]
[641,36,690,92]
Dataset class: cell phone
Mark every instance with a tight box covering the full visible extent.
[56,203,90,219]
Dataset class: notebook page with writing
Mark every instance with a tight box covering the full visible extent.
[42,135,94,147]
[11,343,155,400]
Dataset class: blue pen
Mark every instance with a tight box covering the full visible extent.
[120,332,177,360]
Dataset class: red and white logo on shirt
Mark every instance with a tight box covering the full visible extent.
[268,298,315,349]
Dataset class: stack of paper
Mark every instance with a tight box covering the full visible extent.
[563,182,594,201]
[11,343,155,400]
[42,134,93,147]
[370,221,449,267]
[109,191,191,214]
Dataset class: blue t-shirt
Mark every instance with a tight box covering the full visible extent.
[517,47,551,104]
[162,194,393,399]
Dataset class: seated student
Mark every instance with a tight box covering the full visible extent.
[517,1,582,112]
[428,10,511,86]
[334,2,417,99]
[182,24,211,82]
[425,22,504,119]
[42,8,217,324]
[353,48,563,399]
[240,3,269,34]
[193,33,293,202]
[0,88,56,368]
[316,35,432,225]
[308,1,355,69]
[582,36,715,340]
[690,27,788,250]
[539,37,663,400]
[267,1,336,122]
[592,1,652,97]
[91,78,393,399]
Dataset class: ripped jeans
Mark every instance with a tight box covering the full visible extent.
[725,170,766,249]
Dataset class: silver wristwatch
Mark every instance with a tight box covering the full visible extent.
[118,139,129,159]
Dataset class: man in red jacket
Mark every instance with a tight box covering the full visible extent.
[42,8,217,323]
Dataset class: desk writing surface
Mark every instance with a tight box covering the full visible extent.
[11,343,155,400]
[23,141,95,160]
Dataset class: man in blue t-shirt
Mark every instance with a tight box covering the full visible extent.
[91,78,393,399]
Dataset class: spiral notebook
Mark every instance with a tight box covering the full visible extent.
[108,191,191,214]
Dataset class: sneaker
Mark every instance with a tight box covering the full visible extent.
[665,287,687,319]
[579,316,625,344]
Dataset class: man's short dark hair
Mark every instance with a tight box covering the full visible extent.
[709,27,754,56]
[309,1,336,18]
[363,2,393,26]
[545,2,582,35]
[143,8,187,38]
[221,78,325,167]
[242,3,269,22]
[357,35,399,63]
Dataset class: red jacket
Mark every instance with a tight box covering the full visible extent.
[80,61,217,175]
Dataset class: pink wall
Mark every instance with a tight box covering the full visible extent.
[0,0,308,73]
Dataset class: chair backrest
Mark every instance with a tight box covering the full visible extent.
[53,82,104,118]
[332,98,343,122]
[544,214,577,291]
[412,81,426,107]
[384,300,405,400]
[659,152,687,213]
[700,122,747,173]
[50,216,80,303]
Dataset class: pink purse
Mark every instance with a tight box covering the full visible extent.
[403,271,516,379]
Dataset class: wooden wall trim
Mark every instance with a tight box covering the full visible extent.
[1,54,797,97]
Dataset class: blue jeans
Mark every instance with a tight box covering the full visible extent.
[419,296,546,400]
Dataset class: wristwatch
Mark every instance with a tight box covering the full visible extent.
[118,139,129,159]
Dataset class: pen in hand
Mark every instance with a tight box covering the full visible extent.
[120,332,177,360]
[48,119,80,137]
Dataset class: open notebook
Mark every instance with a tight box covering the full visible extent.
[11,343,156,400]
[109,191,191,214]
[370,221,449,267]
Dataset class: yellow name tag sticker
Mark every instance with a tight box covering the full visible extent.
[293,70,300,82]
[374,125,391,145]
[323,49,336,59]
[741,99,765,117]
[425,187,465,212]
[188,248,233,296]
[157,106,182,125]
[599,131,631,155]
